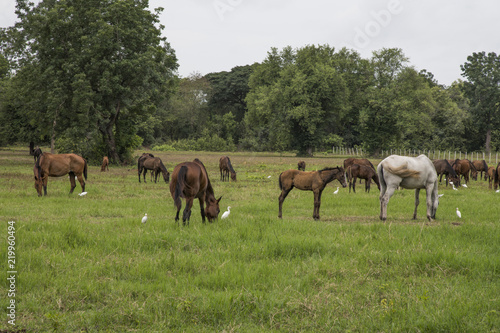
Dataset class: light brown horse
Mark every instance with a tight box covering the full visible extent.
[346,164,380,193]
[472,160,488,180]
[278,167,347,220]
[451,159,477,185]
[219,156,236,181]
[297,161,306,171]
[100,156,109,172]
[486,166,495,189]
[137,153,155,183]
[170,158,221,225]
[150,157,170,183]
[34,153,87,196]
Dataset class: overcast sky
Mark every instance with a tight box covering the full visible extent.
[1,0,499,86]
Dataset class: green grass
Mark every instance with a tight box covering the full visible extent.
[1,146,499,332]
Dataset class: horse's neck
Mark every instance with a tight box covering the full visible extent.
[321,169,339,183]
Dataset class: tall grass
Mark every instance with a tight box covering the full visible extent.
[0,147,499,332]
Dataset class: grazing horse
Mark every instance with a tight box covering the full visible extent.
[219,156,236,181]
[486,166,495,189]
[344,157,376,184]
[100,156,109,172]
[432,159,460,186]
[494,162,500,190]
[452,159,477,185]
[472,160,488,180]
[33,147,43,163]
[170,159,221,225]
[137,153,155,183]
[33,153,87,196]
[346,164,380,193]
[297,161,306,171]
[151,157,170,183]
[378,155,439,222]
[278,167,347,220]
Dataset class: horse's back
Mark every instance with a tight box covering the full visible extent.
[380,155,437,188]
[40,153,85,176]
[170,161,207,198]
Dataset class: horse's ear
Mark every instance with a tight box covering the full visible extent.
[217,196,222,203]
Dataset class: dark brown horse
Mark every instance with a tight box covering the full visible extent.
[346,164,380,193]
[219,156,236,181]
[432,159,460,186]
[137,153,154,183]
[101,156,109,172]
[344,158,376,184]
[472,160,488,180]
[494,162,500,190]
[487,166,495,189]
[452,159,477,185]
[33,147,43,163]
[297,161,306,171]
[278,167,347,220]
[33,153,87,196]
[151,157,170,183]
[170,159,221,225]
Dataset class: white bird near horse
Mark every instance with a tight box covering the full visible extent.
[377,155,439,222]
[221,206,231,219]
[141,213,148,224]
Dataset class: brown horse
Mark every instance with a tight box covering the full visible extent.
[346,164,380,193]
[33,153,87,196]
[278,167,347,220]
[297,161,306,171]
[137,153,155,183]
[452,159,477,185]
[170,158,221,225]
[486,166,495,189]
[494,162,500,190]
[219,156,236,181]
[344,158,376,184]
[33,147,43,163]
[151,157,170,183]
[432,159,460,186]
[101,156,109,172]
[472,160,488,180]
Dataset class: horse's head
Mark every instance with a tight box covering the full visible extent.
[163,170,170,183]
[33,164,43,196]
[337,167,348,188]
[205,196,222,222]
[230,171,237,181]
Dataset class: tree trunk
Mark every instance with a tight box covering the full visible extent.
[485,128,492,154]
[29,142,35,155]
[100,101,122,164]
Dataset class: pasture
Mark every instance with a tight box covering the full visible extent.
[0,146,499,332]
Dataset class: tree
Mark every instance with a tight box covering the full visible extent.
[461,52,500,153]
[2,0,178,163]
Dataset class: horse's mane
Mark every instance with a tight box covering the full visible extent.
[468,159,477,172]
[227,158,235,173]
[193,158,215,196]
[319,167,343,183]
[482,160,488,171]
[444,160,458,177]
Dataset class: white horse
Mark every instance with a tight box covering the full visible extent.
[377,155,439,221]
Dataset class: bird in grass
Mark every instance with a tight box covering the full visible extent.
[496,189,500,193]
[221,206,231,219]
[333,187,339,194]
[456,208,461,218]
[267,175,271,179]
[438,194,444,198]
[462,184,468,188]
[141,213,148,224]
[78,192,87,196]
[452,184,458,191]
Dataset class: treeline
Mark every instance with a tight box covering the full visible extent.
[0,1,499,163]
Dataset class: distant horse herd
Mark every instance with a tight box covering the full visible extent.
[31,147,500,223]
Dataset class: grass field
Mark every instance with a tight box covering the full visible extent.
[1,146,499,332]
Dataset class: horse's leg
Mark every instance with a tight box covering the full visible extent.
[198,197,206,223]
[174,197,182,224]
[138,167,142,183]
[365,179,370,193]
[352,177,356,193]
[143,169,147,183]
[278,188,292,218]
[413,188,420,220]
[76,173,85,193]
[313,190,322,220]
[182,198,194,226]
[379,186,396,221]
[42,175,49,196]
[68,172,77,194]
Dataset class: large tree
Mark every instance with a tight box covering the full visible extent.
[1,0,177,162]
[461,52,500,153]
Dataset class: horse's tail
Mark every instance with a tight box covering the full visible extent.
[278,172,283,190]
[83,159,88,180]
[378,164,387,193]
[367,159,376,170]
[175,165,188,200]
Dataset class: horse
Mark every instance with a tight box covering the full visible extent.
[297,161,306,171]
[278,167,347,220]
[151,157,170,183]
[100,156,109,172]
[346,164,380,193]
[432,159,460,186]
[33,153,87,196]
[33,147,42,163]
[170,158,221,225]
[378,155,439,222]
[344,157,376,184]
[219,156,236,181]
[494,162,500,190]
[451,159,477,185]
[486,166,495,189]
[472,160,488,180]
[137,153,155,183]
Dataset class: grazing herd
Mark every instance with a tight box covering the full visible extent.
[31,148,500,223]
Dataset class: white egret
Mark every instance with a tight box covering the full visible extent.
[267,175,271,179]
[462,184,468,188]
[438,194,444,198]
[221,206,231,219]
[333,187,339,194]
[456,208,461,218]
[78,192,87,196]
[141,213,148,224]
